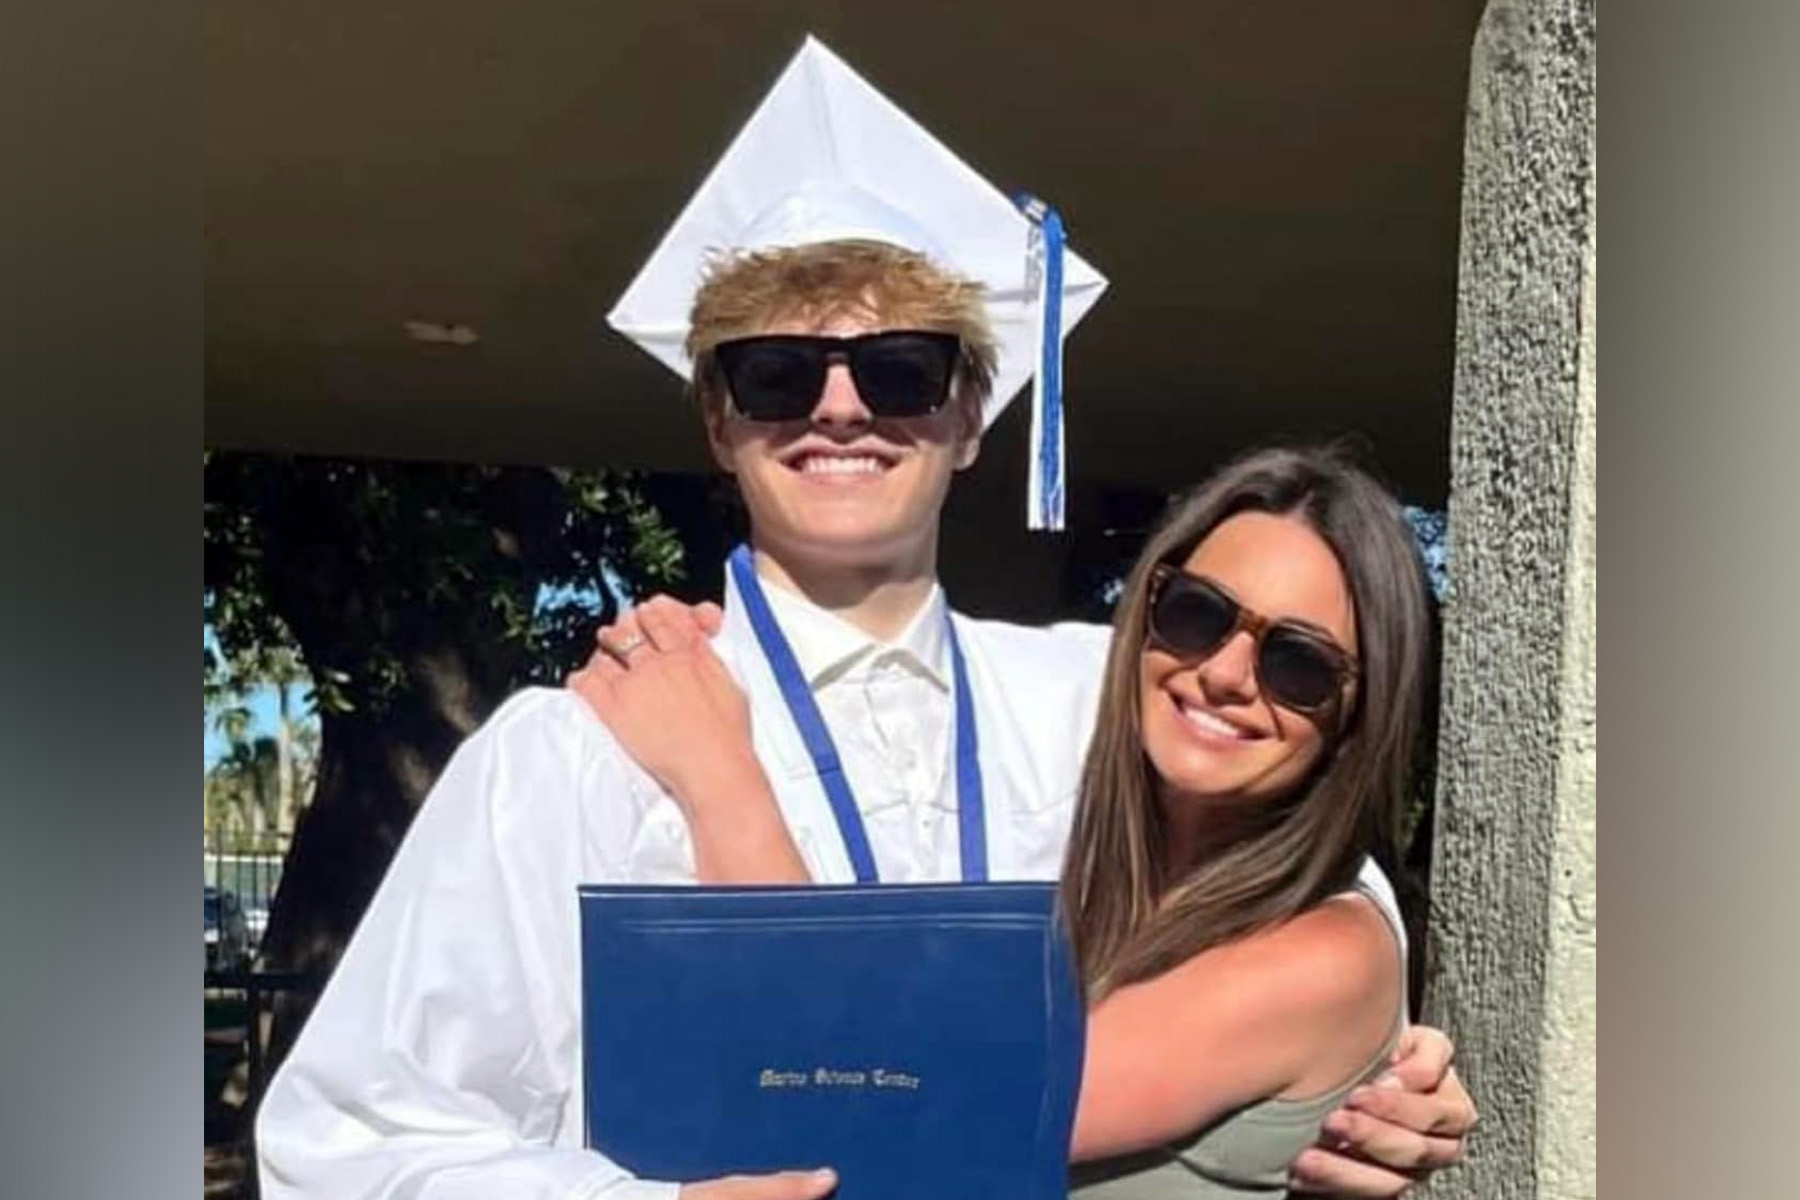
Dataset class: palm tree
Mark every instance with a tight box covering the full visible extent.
[207,736,281,842]
[205,643,317,846]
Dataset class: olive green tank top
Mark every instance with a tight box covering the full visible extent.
[1068,889,1405,1199]
[1066,1023,1401,1199]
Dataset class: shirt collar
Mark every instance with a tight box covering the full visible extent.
[754,571,951,693]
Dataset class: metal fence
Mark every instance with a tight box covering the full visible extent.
[204,828,322,1198]
[204,830,287,960]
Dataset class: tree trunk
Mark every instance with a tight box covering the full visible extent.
[275,682,295,834]
[205,456,693,1110]
[257,640,510,1073]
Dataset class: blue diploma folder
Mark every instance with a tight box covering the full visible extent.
[579,882,1085,1199]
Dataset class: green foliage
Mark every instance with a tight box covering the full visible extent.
[205,735,280,834]
[514,466,691,689]
[203,452,691,723]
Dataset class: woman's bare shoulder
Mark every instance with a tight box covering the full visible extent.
[1242,893,1403,1097]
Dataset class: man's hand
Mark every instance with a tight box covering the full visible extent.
[680,1169,838,1200]
[1288,1025,1477,1196]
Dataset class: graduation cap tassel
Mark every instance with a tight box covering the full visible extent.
[1017,194,1066,532]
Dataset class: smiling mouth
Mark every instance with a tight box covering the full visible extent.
[785,450,898,478]
[1173,697,1262,743]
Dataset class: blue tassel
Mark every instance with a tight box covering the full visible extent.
[1015,194,1066,532]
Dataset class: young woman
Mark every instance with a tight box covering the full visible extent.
[570,445,1436,1196]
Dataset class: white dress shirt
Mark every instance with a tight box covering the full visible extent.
[759,577,967,883]
[255,560,1402,1200]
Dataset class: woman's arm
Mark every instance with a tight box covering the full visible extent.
[569,601,1433,1182]
[1071,893,1402,1163]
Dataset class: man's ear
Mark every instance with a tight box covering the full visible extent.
[952,389,984,471]
[699,392,737,474]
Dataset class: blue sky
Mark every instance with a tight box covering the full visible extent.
[203,683,310,769]
[204,624,316,769]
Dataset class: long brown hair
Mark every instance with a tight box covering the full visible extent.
[1060,444,1433,1000]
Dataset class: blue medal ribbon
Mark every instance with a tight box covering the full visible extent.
[728,545,987,884]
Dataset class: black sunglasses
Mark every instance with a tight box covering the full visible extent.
[711,331,962,423]
[1146,565,1359,716]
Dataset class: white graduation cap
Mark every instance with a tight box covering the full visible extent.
[607,35,1108,530]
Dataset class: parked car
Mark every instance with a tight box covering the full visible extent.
[205,886,251,972]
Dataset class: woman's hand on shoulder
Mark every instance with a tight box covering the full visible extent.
[569,596,812,886]
[565,595,758,810]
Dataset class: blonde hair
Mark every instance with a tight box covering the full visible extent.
[685,239,998,413]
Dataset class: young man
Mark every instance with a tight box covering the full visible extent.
[258,38,1472,1200]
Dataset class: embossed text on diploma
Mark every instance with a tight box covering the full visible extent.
[757,1066,923,1090]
